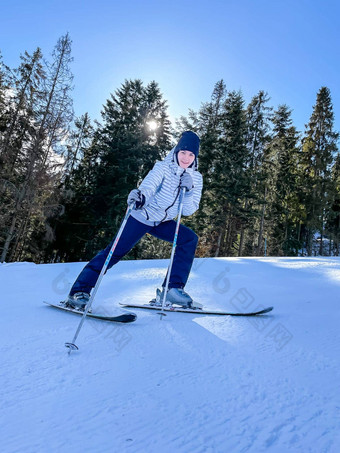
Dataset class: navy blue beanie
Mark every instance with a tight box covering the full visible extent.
[174,131,200,158]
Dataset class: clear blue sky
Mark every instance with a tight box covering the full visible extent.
[1,0,339,133]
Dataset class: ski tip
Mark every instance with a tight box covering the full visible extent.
[115,313,137,323]
[260,306,274,314]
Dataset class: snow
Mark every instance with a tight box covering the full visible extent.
[1,257,340,453]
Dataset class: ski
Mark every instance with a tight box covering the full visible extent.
[119,302,273,316]
[44,301,137,323]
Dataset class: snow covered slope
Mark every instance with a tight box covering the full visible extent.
[1,257,340,452]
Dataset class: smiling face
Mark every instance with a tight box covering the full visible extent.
[177,150,196,169]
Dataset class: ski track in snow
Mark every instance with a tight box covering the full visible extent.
[1,257,340,452]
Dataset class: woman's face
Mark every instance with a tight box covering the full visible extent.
[177,150,195,169]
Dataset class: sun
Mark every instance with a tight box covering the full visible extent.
[147,120,158,131]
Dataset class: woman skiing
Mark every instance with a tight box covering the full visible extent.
[66,131,203,309]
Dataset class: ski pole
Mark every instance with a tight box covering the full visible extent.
[159,187,186,319]
[65,203,135,354]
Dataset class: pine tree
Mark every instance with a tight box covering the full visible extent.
[184,80,227,256]
[50,79,172,261]
[0,48,45,173]
[189,84,250,257]
[243,91,272,256]
[0,35,74,262]
[93,80,172,258]
[300,87,338,255]
[327,153,340,255]
[42,113,96,262]
[0,48,46,262]
[213,90,249,256]
[268,105,302,255]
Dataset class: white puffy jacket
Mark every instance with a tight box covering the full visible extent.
[130,148,203,226]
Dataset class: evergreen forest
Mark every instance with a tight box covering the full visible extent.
[1,35,339,263]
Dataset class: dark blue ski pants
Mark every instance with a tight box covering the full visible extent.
[70,216,198,296]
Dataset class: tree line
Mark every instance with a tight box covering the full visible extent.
[0,35,339,263]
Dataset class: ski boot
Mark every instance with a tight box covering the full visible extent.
[165,287,193,308]
[65,292,90,311]
[150,287,202,309]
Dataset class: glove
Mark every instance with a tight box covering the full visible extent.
[127,189,146,209]
[180,172,193,192]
